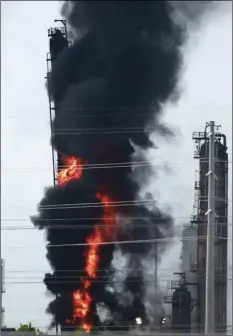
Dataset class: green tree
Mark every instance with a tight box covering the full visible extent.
[17,323,47,335]
[18,322,35,332]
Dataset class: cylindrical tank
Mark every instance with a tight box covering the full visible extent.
[181,226,198,330]
[172,288,192,333]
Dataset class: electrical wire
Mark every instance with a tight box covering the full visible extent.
[16,327,232,332]
[2,196,232,208]
[5,277,232,281]
[4,267,232,273]
[1,218,232,222]
[3,236,231,250]
[2,104,232,117]
[1,223,232,231]
[37,202,232,211]
[2,159,231,171]
[2,124,233,138]
[1,129,190,135]
[2,200,231,211]
[13,325,232,330]
[2,215,232,221]
[4,280,232,285]
[46,235,230,247]
[33,198,232,210]
[4,273,232,279]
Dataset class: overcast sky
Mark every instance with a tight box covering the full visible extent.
[1,1,232,331]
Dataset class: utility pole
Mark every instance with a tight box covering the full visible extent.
[0,273,1,333]
[204,121,216,335]
[154,226,158,327]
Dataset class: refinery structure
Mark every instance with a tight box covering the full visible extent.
[164,129,228,333]
[0,15,229,334]
[43,20,229,334]
[192,130,228,333]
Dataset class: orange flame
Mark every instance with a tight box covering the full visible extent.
[57,156,115,332]
[57,156,84,185]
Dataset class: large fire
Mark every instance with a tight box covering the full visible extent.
[58,156,115,332]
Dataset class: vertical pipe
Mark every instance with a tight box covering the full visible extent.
[224,146,228,332]
[204,121,216,335]
[154,239,158,326]
[197,283,200,333]
[0,259,2,332]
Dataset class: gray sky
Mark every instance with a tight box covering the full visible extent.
[1,1,232,330]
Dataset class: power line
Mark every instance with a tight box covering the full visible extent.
[4,236,230,250]
[1,223,232,231]
[4,279,232,285]
[37,202,231,210]
[1,216,230,221]
[2,158,231,172]
[1,215,232,222]
[2,200,231,211]
[13,324,232,330]
[4,273,232,279]
[3,198,232,210]
[4,267,232,273]
[0,129,185,135]
[2,123,233,136]
[35,199,232,211]
[2,104,232,118]
[3,200,231,212]
[44,236,231,246]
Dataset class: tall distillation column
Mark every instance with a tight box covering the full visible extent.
[192,128,228,333]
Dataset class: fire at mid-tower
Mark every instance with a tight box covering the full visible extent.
[192,129,228,333]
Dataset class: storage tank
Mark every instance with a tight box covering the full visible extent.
[172,287,192,333]
[181,225,198,330]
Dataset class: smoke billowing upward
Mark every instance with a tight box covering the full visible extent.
[32,0,210,331]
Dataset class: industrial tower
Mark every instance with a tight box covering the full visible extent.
[164,124,228,333]
[192,127,228,333]
[46,20,70,333]
[46,20,69,187]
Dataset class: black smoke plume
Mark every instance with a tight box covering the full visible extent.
[32,0,210,330]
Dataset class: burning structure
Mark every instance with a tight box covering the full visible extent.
[32,1,213,333]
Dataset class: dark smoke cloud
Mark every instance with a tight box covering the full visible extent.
[32,0,210,330]
[170,1,213,19]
